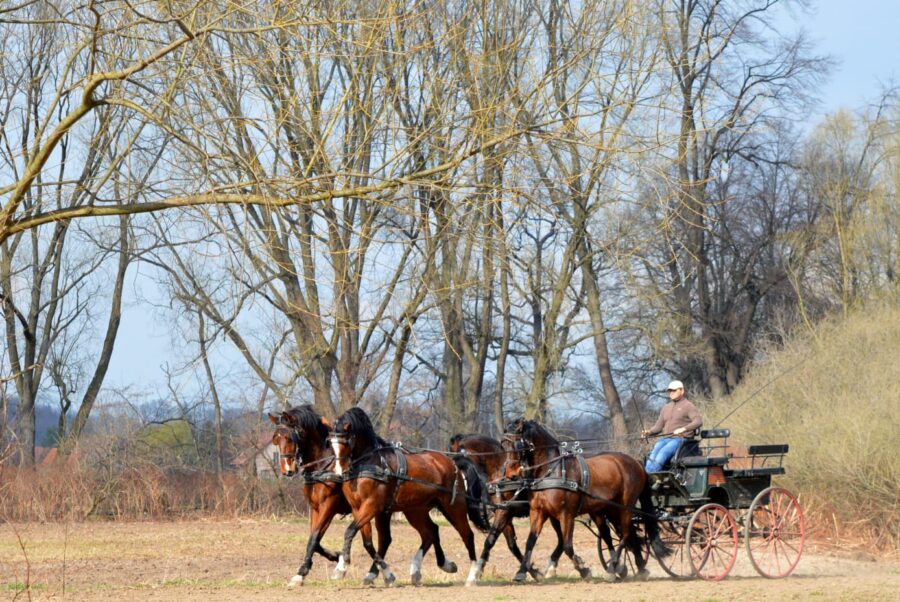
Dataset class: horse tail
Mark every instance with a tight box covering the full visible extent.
[639,478,671,558]
[453,456,491,532]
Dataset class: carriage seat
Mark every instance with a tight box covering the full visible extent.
[667,428,731,469]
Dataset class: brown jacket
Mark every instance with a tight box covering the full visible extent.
[648,398,702,438]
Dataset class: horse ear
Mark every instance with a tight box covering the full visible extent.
[268,413,280,425]
[342,422,350,433]
[320,417,331,429]
[282,412,298,427]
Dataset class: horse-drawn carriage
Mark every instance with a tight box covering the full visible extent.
[269,405,804,587]
[601,428,805,581]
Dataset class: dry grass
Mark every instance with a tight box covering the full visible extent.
[704,297,900,553]
[0,461,308,521]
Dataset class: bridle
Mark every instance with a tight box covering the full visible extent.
[273,424,304,475]
[500,433,533,479]
[328,429,355,471]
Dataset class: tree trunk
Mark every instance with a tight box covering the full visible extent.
[67,216,129,444]
[581,263,628,450]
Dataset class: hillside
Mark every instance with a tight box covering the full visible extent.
[704,299,900,552]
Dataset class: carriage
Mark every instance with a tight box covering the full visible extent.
[600,428,805,581]
[270,405,806,587]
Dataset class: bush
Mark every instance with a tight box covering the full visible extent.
[0,436,308,521]
[704,298,900,551]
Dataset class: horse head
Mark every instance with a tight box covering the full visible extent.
[329,406,382,476]
[502,418,561,480]
[268,405,330,477]
[501,418,533,480]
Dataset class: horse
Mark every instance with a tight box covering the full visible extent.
[269,406,392,586]
[269,405,460,586]
[449,433,567,583]
[502,418,670,582]
[330,407,485,585]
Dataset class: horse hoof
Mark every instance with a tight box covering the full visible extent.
[465,578,478,587]
[635,568,650,581]
[529,567,545,581]
[441,560,458,573]
[544,562,557,578]
[331,568,347,581]
[411,571,422,586]
[579,567,593,581]
[383,570,397,587]
[513,571,527,583]
[602,569,617,583]
[288,574,304,588]
[362,572,377,586]
[616,563,628,579]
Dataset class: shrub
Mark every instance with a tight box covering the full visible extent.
[704,298,899,551]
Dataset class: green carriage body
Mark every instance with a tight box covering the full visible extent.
[648,430,788,511]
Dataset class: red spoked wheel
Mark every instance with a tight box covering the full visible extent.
[745,487,805,578]
[598,522,650,579]
[686,503,738,581]
[655,520,693,579]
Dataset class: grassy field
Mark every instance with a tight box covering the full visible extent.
[2,516,897,601]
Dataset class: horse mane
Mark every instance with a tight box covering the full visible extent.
[521,420,558,446]
[505,418,560,449]
[283,404,329,441]
[450,433,501,451]
[335,407,389,449]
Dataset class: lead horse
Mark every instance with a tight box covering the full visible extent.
[502,418,670,582]
[330,408,485,585]
[270,405,461,586]
[269,406,390,585]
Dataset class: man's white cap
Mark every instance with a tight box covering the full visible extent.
[667,380,684,391]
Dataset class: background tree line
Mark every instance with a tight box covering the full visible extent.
[1,0,897,467]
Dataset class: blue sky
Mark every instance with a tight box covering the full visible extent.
[792,0,898,115]
[104,1,900,395]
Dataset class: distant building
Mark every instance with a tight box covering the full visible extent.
[230,432,278,479]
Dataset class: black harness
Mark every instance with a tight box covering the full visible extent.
[275,425,343,485]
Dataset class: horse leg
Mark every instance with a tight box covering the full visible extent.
[559,512,592,581]
[629,518,650,581]
[437,494,478,586]
[404,508,437,586]
[426,514,458,574]
[545,516,565,578]
[514,509,547,583]
[467,508,506,586]
[334,503,379,581]
[290,504,336,587]
[360,517,393,586]
[313,542,339,562]
[359,513,395,586]
[603,510,630,582]
[592,514,618,577]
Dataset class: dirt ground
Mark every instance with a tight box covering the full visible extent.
[2,516,897,601]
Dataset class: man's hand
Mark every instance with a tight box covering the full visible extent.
[641,430,649,440]
[673,427,686,435]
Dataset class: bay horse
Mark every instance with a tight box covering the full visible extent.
[330,407,485,585]
[269,406,391,586]
[503,418,670,582]
[449,433,566,583]
[269,405,461,586]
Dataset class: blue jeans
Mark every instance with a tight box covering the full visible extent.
[645,437,684,472]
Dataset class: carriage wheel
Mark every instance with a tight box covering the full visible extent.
[654,520,693,579]
[745,487,805,578]
[598,522,650,578]
[686,503,738,581]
